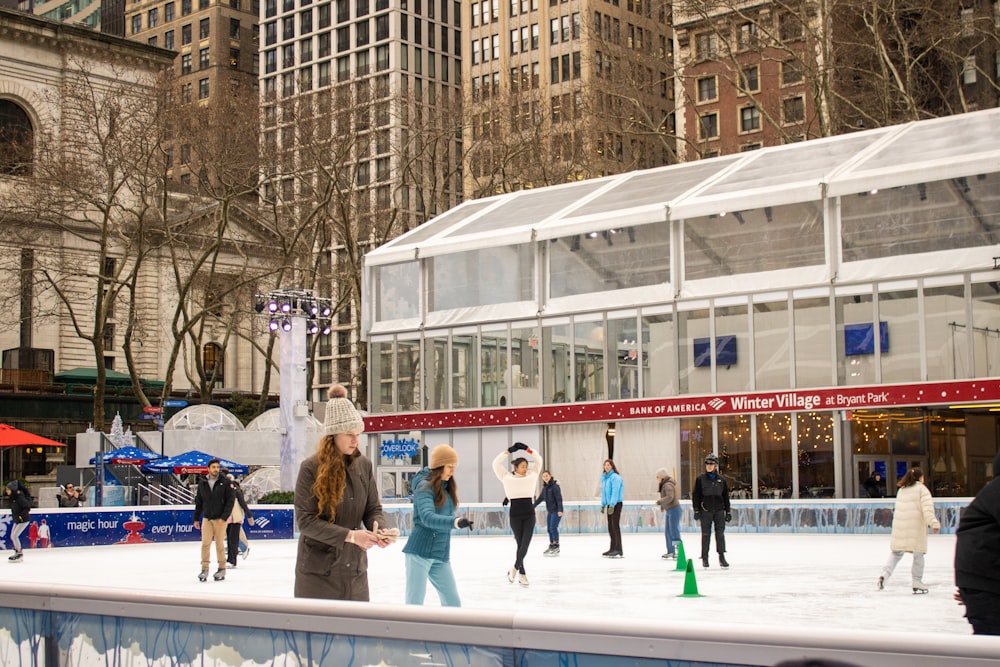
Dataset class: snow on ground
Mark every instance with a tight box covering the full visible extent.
[1,532,970,636]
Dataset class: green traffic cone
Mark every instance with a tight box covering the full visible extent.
[677,556,704,598]
[674,541,687,572]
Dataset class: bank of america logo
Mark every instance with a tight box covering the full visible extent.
[708,398,726,410]
[254,517,271,528]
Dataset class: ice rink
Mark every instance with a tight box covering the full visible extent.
[1,530,971,636]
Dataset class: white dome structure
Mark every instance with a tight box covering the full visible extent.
[245,408,323,433]
[163,404,245,431]
[240,466,281,503]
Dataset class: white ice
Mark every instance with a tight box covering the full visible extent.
[1,531,970,636]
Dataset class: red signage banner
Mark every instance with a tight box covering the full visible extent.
[362,378,1000,433]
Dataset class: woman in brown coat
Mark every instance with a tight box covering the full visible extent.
[294,385,394,601]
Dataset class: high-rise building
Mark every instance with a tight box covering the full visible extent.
[463,0,675,195]
[29,0,102,29]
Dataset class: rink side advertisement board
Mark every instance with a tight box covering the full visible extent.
[0,507,294,549]
[363,378,1000,432]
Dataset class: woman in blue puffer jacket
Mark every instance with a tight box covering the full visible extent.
[402,444,473,606]
[601,459,624,558]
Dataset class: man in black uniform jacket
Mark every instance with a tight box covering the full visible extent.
[692,453,731,569]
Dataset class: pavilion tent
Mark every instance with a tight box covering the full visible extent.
[0,424,66,484]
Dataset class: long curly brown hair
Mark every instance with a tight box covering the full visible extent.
[312,433,358,520]
[428,467,459,509]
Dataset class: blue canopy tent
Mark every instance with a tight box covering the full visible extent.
[89,446,163,466]
[140,450,248,476]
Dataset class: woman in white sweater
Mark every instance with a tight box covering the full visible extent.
[878,467,940,594]
[493,442,543,587]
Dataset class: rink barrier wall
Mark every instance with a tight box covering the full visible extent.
[0,500,966,548]
[1,580,999,667]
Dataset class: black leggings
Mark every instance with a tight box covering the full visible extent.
[226,523,241,565]
[606,502,623,552]
[509,501,536,573]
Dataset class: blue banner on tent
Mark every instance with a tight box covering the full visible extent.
[0,507,294,549]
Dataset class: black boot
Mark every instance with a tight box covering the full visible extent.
[719,553,730,569]
[701,557,710,568]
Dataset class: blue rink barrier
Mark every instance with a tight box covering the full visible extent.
[0,500,965,549]
[0,580,997,667]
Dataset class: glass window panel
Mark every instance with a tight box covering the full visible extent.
[753,295,790,390]
[375,261,419,321]
[890,408,926,456]
[605,316,636,400]
[684,202,823,281]
[971,281,1000,378]
[851,409,892,456]
[757,413,792,499]
[836,290,876,386]
[542,320,570,404]
[448,180,607,237]
[452,333,477,409]
[879,287,920,383]
[396,339,421,411]
[509,324,540,406]
[677,307,710,395]
[428,244,533,311]
[793,294,832,388]
[929,410,968,497]
[370,340,394,412]
[840,176,1000,262]
[481,327,508,407]
[924,284,968,380]
[715,303,750,393]
[574,319,605,402]
[796,412,835,498]
[679,416,713,498]
[718,414,752,498]
[424,335,447,410]
[642,311,676,398]
[549,222,669,298]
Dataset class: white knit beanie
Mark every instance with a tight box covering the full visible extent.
[323,394,365,435]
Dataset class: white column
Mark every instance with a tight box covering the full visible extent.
[279,316,308,491]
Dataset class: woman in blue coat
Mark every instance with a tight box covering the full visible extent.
[601,459,624,558]
[402,444,473,606]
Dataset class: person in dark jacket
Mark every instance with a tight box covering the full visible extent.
[863,472,885,498]
[655,468,682,559]
[955,450,1000,635]
[225,474,253,568]
[402,444,473,606]
[533,470,563,556]
[294,384,395,602]
[692,453,731,569]
[5,480,31,563]
[193,459,236,581]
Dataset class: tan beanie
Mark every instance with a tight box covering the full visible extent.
[429,444,458,469]
[323,393,365,435]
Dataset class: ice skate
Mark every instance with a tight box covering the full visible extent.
[544,545,559,556]
[607,550,623,558]
[213,569,226,581]
[877,576,885,591]
[518,572,529,587]
[662,552,676,560]
[507,566,516,583]
[701,557,710,568]
[8,552,23,563]
[602,550,613,557]
[719,554,730,569]
[198,569,208,582]
[912,582,928,595]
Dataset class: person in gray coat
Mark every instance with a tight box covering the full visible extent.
[294,384,395,601]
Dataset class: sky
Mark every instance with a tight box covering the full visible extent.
[1,531,972,637]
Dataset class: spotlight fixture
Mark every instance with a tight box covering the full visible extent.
[281,317,293,332]
[268,319,280,331]
[254,299,266,313]
[306,320,319,334]
[267,300,279,313]
[321,323,332,335]
[320,305,333,317]
[280,301,292,313]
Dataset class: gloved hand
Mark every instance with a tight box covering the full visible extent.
[599,505,606,514]
[508,442,529,453]
[454,517,474,530]
[605,505,614,515]
[693,511,702,521]
[726,512,733,523]
[502,497,509,506]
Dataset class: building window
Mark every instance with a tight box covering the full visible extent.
[300,9,312,33]
[130,14,141,34]
[375,13,388,40]
[203,343,224,384]
[318,31,331,56]
[737,21,757,50]
[200,17,210,39]
[779,12,803,41]
[265,21,276,44]
[781,58,803,85]
[230,47,240,67]
[180,82,192,102]
[963,55,977,85]
[264,49,277,73]
[740,142,762,152]
[284,17,295,40]
[181,52,193,74]
[198,0,208,9]
[699,112,719,139]
[741,65,759,92]
[695,32,717,60]
[182,23,192,44]
[164,1,174,20]
[180,143,191,164]
[230,17,240,38]
[783,95,805,123]
[740,105,760,132]
[147,7,158,27]
[198,78,210,99]
[357,18,370,46]
[148,36,158,46]
[697,75,717,102]
[181,0,191,14]
[199,47,210,69]
[164,30,174,49]
[318,3,331,27]
[0,100,33,176]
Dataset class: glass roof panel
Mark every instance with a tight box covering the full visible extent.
[567,156,741,219]
[380,199,497,248]
[698,132,886,198]
[445,179,611,237]
[852,112,1000,173]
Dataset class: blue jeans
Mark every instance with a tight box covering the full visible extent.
[546,511,561,544]
[405,553,461,607]
[664,505,682,554]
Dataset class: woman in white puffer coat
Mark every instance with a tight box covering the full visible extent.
[878,467,940,594]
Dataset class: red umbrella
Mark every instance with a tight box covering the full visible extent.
[0,424,66,483]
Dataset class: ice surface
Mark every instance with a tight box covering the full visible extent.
[2,531,969,636]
